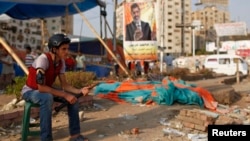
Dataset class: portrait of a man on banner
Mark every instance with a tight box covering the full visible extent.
[123,1,157,61]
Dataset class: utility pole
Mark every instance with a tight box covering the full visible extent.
[113,0,117,51]
[159,0,166,73]
[104,7,107,42]
[100,7,103,39]
[181,0,185,55]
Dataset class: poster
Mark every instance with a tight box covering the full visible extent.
[123,1,157,61]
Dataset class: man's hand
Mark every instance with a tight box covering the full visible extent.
[80,87,90,96]
[64,94,77,104]
[134,29,143,41]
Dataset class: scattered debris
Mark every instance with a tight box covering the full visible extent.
[162,127,185,136]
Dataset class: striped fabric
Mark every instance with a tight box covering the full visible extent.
[25,54,35,67]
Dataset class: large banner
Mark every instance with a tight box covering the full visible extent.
[214,22,247,37]
[221,40,250,50]
[200,0,228,5]
[123,1,157,61]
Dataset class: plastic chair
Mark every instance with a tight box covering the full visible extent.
[21,101,40,141]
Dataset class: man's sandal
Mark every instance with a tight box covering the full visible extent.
[69,135,89,141]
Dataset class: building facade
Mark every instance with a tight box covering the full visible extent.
[0,16,73,50]
[191,5,230,50]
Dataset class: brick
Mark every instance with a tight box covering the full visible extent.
[3,110,19,120]
[179,109,187,116]
[182,121,195,129]
[31,112,39,119]
[80,101,92,106]
[245,97,250,102]
[194,112,201,119]
[233,119,243,125]
[200,114,214,122]
[19,110,24,117]
[186,110,195,117]
[13,117,23,124]
[0,119,12,128]
[176,115,204,125]
[194,124,207,131]
[214,115,234,125]
[204,120,214,127]
[31,107,40,114]
[0,114,4,120]
[78,95,93,103]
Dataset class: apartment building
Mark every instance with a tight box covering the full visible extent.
[191,5,230,50]
[0,16,73,50]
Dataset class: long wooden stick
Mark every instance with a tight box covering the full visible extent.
[72,3,131,78]
[0,37,28,75]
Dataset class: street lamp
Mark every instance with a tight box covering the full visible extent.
[192,27,196,57]
[191,20,203,57]
[158,46,166,73]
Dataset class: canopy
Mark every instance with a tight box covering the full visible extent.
[0,0,100,19]
[0,0,130,77]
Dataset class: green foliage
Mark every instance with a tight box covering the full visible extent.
[5,72,96,99]
[196,48,207,55]
[170,68,190,78]
[53,71,97,89]
[5,76,27,99]
[199,68,213,78]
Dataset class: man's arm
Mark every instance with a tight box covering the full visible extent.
[144,22,152,40]
[58,73,82,94]
[126,24,133,41]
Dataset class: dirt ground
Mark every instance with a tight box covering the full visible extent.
[0,76,250,141]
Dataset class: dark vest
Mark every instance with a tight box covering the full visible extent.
[26,53,62,89]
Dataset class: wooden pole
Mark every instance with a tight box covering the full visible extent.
[41,19,45,52]
[236,58,240,84]
[65,6,69,34]
[113,0,117,51]
[72,3,131,78]
[0,37,28,75]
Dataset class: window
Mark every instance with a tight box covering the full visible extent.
[207,58,217,62]
[219,58,230,64]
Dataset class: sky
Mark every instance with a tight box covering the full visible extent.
[73,0,250,38]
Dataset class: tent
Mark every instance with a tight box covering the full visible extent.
[0,0,100,19]
[0,0,130,76]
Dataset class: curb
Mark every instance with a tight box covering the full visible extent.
[0,95,93,128]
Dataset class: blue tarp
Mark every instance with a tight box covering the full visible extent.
[0,63,25,76]
[70,40,105,56]
[94,77,204,107]
[0,0,99,20]
[86,65,111,78]
[0,63,110,78]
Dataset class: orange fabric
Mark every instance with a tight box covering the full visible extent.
[151,91,158,97]
[115,81,155,92]
[189,87,218,110]
[97,93,127,104]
